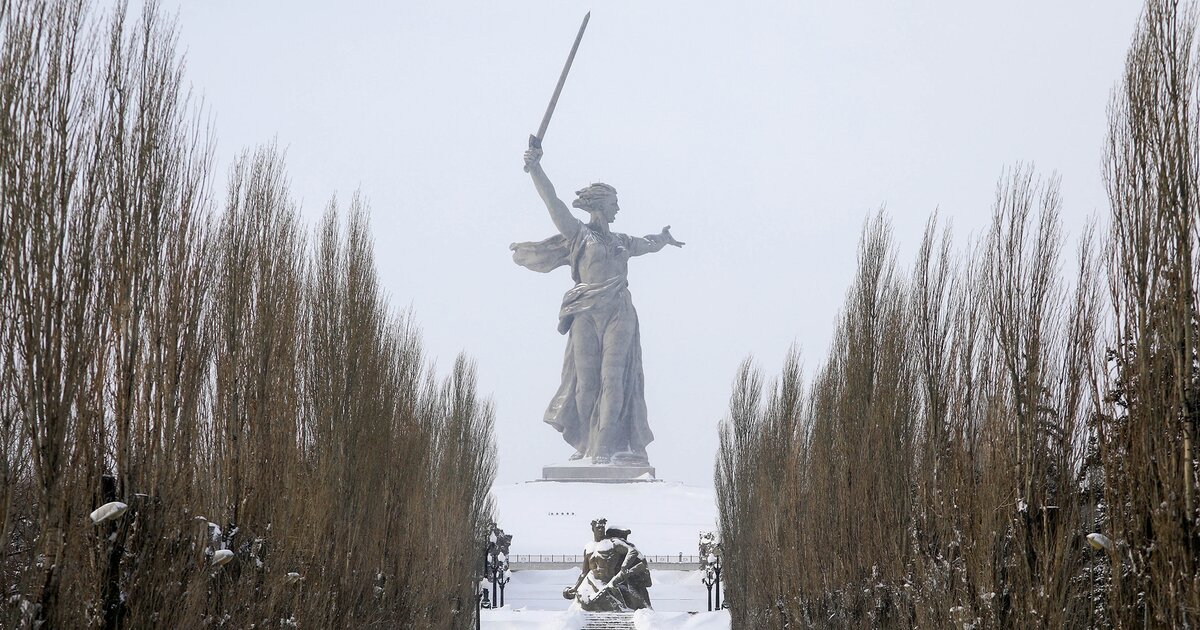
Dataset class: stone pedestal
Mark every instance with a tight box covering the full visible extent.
[540,459,657,483]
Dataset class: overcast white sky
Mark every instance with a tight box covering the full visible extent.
[164,1,1142,487]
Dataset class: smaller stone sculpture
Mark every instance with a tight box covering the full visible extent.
[563,518,652,612]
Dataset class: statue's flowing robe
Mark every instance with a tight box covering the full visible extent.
[511,226,655,457]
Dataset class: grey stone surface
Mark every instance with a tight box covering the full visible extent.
[541,461,657,483]
[563,519,653,612]
[513,146,683,466]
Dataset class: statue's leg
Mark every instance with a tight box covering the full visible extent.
[571,313,603,458]
[595,304,638,461]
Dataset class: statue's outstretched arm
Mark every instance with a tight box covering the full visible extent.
[630,225,686,257]
[524,146,580,238]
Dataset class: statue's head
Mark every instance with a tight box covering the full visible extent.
[590,518,608,540]
[590,539,617,581]
[573,183,619,223]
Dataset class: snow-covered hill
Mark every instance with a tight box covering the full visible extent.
[481,606,730,630]
[490,481,718,557]
[485,480,726,627]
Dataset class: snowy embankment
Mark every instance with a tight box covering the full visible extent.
[486,481,726,627]
[480,552,727,627]
[487,568,713,613]
[490,481,717,556]
[481,607,730,630]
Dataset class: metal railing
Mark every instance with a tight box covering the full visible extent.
[508,554,702,564]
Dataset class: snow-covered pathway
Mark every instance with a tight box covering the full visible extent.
[480,608,731,630]
[485,481,726,628]
[479,568,729,629]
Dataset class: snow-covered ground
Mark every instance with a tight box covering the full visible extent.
[488,568,714,613]
[490,481,717,556]
[480,607,730,630]
[484,481,727,628]
[481,557,727,627]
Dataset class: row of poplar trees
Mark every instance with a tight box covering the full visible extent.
[0,1,496,628]
[717,0,1200,627]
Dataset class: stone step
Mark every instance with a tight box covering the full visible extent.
[580,611,636,630]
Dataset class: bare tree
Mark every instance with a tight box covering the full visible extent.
[0,2,497,628]
[716,186,1100,628]
[1103,0,1200,625]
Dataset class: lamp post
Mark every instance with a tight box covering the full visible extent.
[498,565,512,607]
[712,553,722,610]
[703,552,723,611]
[702,562,716,611]
[487,531,498,606]
[698,531,723,612]
[490,551,510,608]
[480,523,513,612]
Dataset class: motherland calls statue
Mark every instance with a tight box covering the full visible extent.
[511,12,682,473]
[562,518,652,612]
[512,146,684,466]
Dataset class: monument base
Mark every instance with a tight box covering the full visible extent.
[540,459,657,483]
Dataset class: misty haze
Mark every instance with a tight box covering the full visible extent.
[2,1,1197,628]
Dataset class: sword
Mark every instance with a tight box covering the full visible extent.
[525,11,591,172]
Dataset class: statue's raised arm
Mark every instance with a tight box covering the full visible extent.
[510,14,683,470]
[524,147,580,239]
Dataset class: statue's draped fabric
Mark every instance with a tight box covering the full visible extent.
[511,225,656,458]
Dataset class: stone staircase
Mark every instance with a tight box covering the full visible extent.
[581,611,636,629]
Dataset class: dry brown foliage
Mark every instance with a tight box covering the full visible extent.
[1102,0,1200,625]
[716,1,1200,626]
[717,181,1104,629]
[0,2,495,628]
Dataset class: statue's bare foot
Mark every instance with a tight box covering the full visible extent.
[569,450,585,461]
[592,455,611,465]
[613,450,649,465]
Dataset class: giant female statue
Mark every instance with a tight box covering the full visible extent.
[511,146,683,465]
